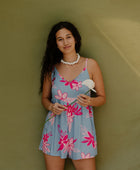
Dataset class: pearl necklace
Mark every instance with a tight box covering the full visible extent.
[61,53,80,65]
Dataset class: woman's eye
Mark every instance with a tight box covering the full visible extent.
[58,39,62,41]
[67,36,71,39]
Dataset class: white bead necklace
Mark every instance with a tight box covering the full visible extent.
[61,53,80,65]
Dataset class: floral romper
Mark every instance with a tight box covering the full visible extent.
[39,58,97,160]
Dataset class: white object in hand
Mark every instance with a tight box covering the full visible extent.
[82,79,96,92]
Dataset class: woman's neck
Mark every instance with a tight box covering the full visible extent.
[62,51,78,62]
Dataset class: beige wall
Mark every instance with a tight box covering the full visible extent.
[0,0,140,169]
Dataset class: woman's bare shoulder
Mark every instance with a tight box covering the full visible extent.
[86,58,101,76]
[88,58,98,65]
[86,57,98,68]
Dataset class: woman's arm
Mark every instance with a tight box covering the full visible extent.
[77,59,106,107]
[41,73,54,111]
[89,59,106,107]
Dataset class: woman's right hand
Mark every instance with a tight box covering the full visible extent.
[50,103,68,115]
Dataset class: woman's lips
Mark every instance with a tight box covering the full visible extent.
[64,45,71,49]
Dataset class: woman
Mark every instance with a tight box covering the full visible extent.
[39,21,106,170]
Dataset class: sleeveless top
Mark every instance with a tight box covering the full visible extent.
[39,58,97,160]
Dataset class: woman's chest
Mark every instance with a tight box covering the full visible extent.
[51,69,90,98]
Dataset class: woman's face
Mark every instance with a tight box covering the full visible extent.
[56,28,76,54]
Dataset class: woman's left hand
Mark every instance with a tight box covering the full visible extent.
[76,94,91,107]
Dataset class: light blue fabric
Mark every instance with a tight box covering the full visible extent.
[39,58,97,160]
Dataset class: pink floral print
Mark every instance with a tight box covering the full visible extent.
[83,67,86,71]
[81,152,91,159]
[54,89,76,103]
[43,133,49,142]
[81,125,97,149]
[42,132,52,153]
[57,125,80,155]
[57,134,69,151]
[64,103,83,132]
[60,78,74,88]
[81,131,96,149]
[60,78,82,91]
[86,106,93,118]
[65,103,83,116]
[66,137,78,156]
[71,81,82,91]
[55,89,68,100]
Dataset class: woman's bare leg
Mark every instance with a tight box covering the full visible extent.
[44,153,65,170]
[72,157,96,170]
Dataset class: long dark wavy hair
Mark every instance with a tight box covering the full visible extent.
[39,21,82,94]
